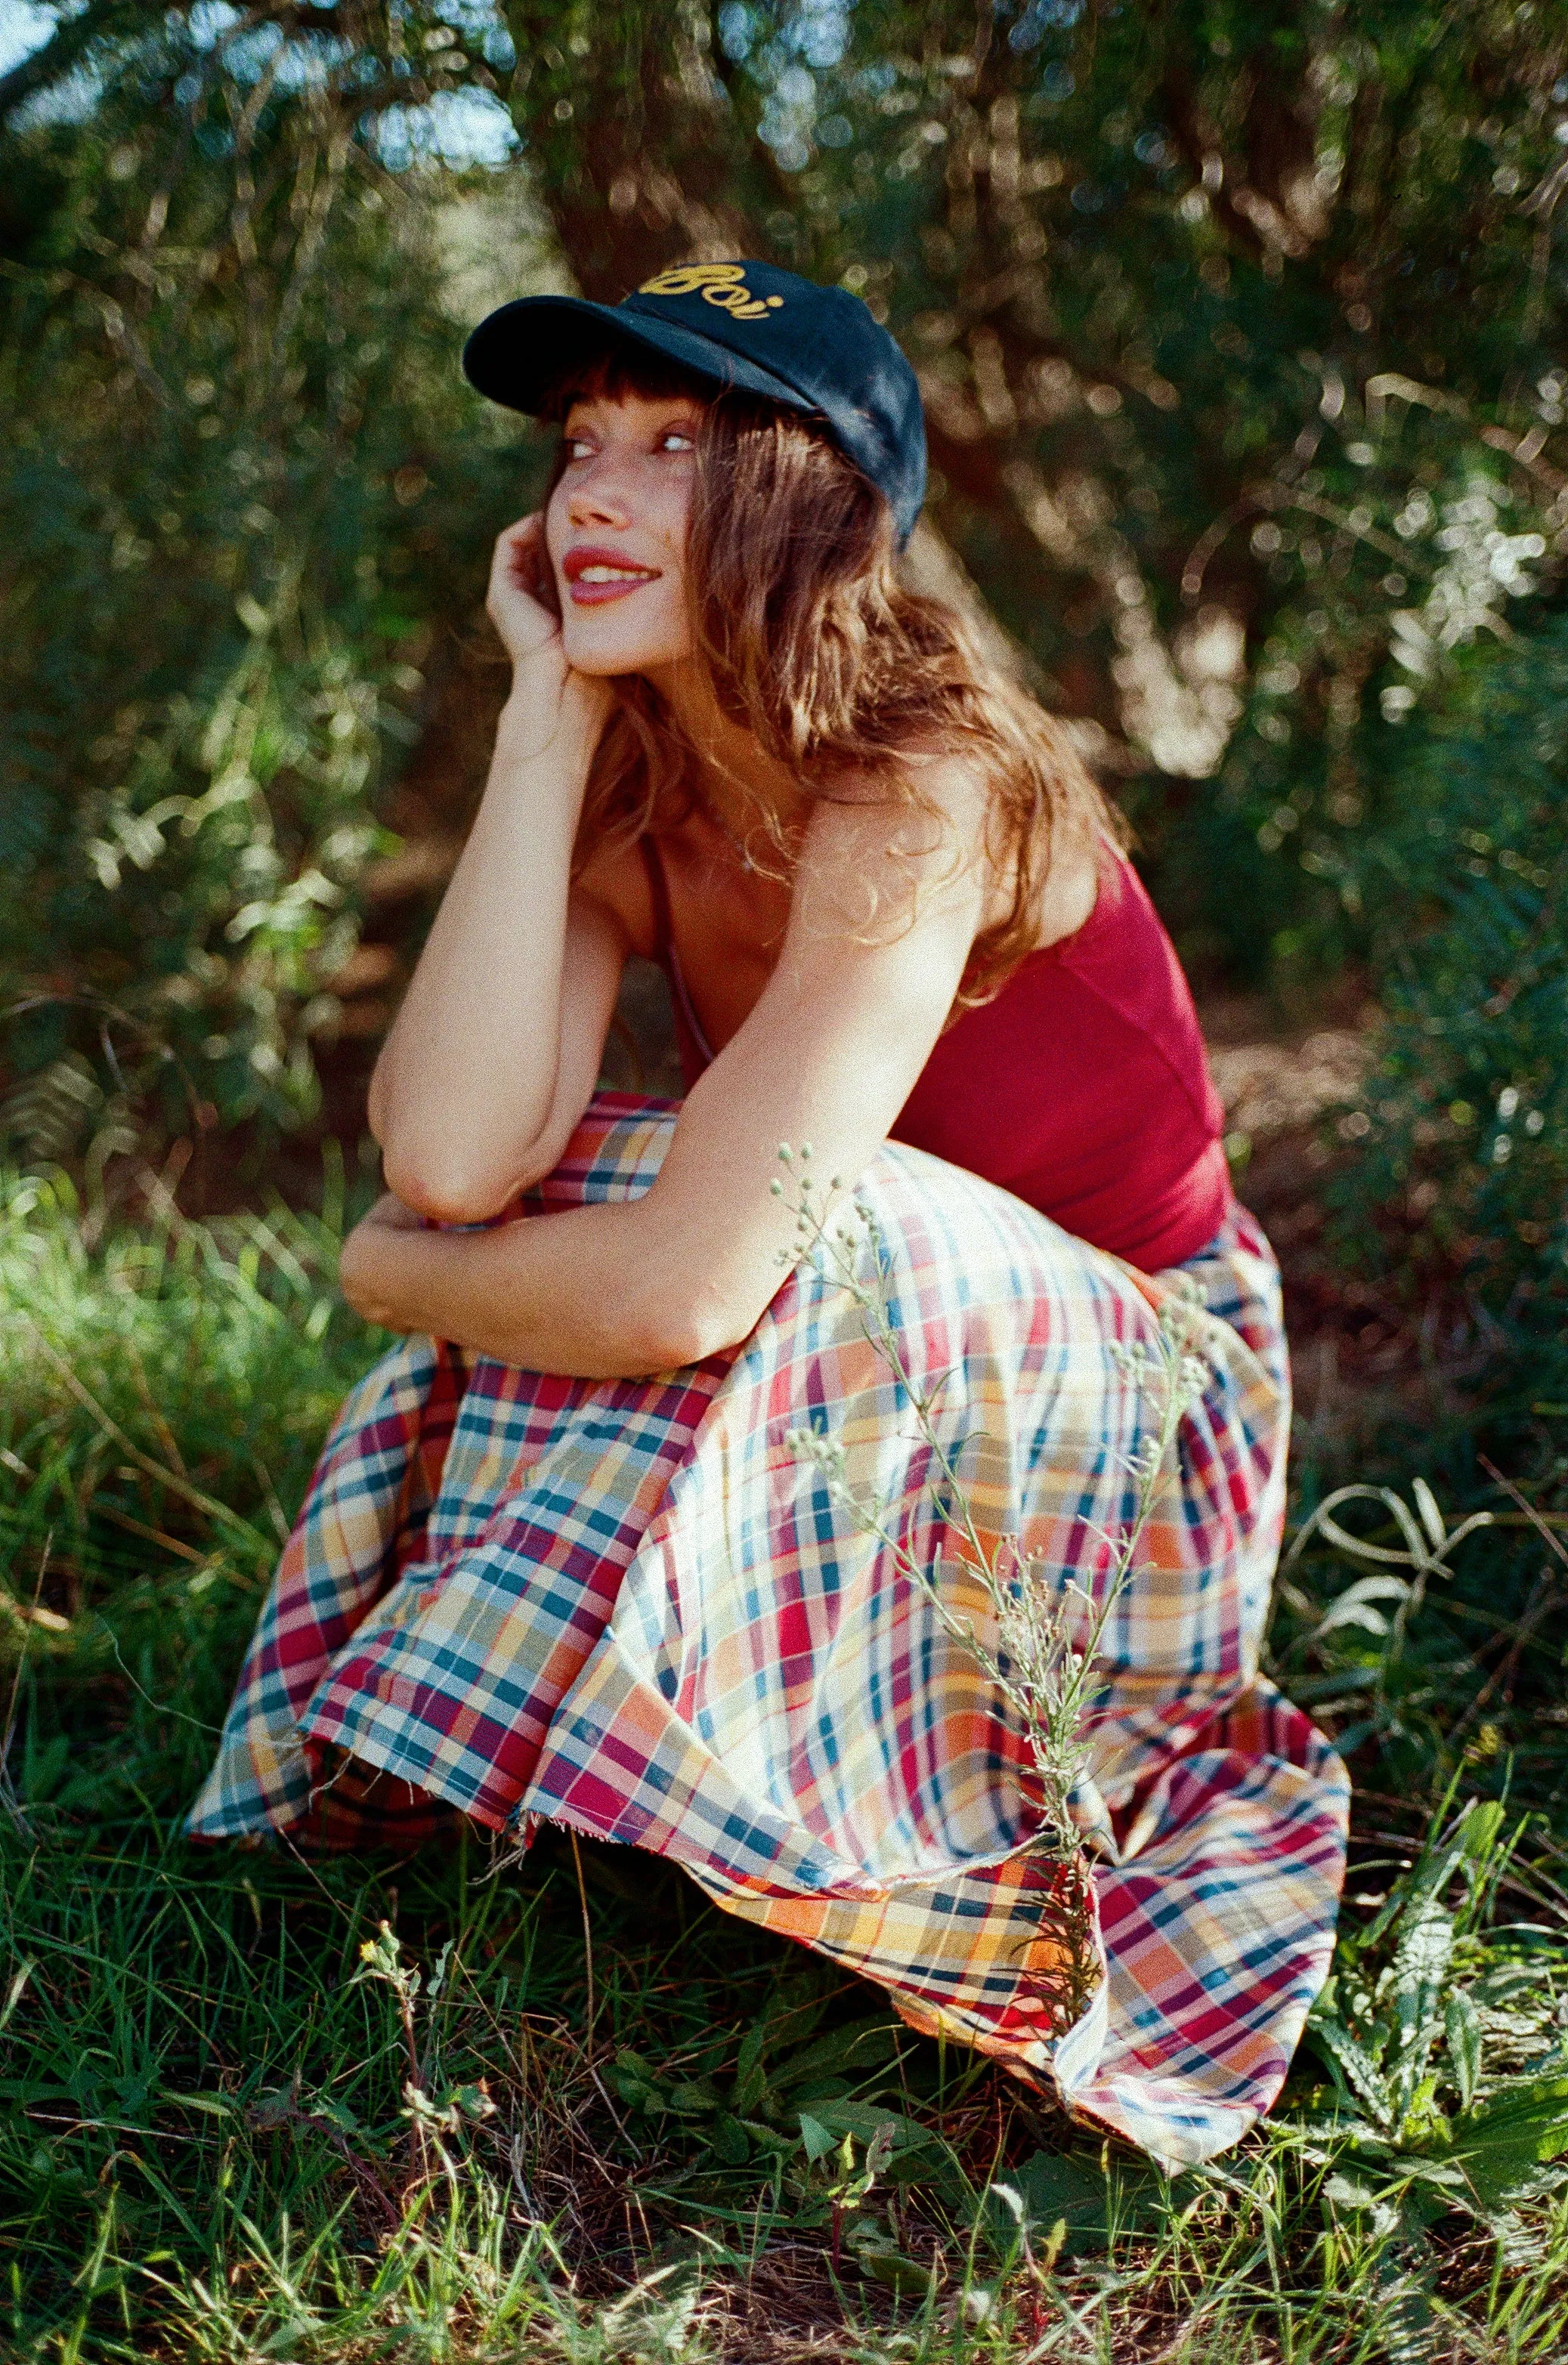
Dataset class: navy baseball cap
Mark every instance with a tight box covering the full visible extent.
[462,258,927,552]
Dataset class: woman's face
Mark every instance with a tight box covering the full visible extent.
[544,385,704,677]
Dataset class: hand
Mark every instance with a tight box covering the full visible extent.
[487,512,564,669]
[357,1189,428,1232]
[487,512,615,747]
[338,1192,425,1328]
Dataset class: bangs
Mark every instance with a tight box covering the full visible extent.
[539,339,717,422]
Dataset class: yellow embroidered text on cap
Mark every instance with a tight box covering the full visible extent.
[636,264,786,323]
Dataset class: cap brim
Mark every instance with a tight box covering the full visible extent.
[462,295,819,420]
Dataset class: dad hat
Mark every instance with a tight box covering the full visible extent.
[462,258,927,552]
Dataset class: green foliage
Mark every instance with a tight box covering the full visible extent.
[1324,606,1568,1396]
[1266,1460,1568,1834]
[1271,1476,1502,1767]
[1294,1797,1568,2355]
[2,3,527,1155]
[4,1184,1568,2357]
[0,1161,386,1810]
[11,0,1568,1170]
[520,0,1568,981]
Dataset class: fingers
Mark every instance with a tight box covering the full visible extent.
[487,512,568,661]
[493,512,551,605]
[499,511,541,560]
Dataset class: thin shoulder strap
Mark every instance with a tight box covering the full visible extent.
[638,833,674,961]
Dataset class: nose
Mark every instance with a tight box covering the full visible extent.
[566,453,635,530]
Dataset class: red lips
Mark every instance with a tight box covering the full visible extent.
[562,543,663,604]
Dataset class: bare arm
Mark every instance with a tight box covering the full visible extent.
[339,774,990,1377]
[367,515,616,1220]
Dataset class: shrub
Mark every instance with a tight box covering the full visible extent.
[1330,607,1568,1398]
[1,6,530,1162]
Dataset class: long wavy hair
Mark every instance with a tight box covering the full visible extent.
[537,342,1123,1006]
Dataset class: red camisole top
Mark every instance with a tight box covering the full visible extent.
[637,838,1232,1274]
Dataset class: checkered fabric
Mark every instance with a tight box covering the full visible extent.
[189,1093,1347,2169]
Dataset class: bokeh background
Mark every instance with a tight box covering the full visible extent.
[6,0,1568,1417]
[11,11,1568,2356]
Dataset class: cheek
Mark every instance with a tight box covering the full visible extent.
[655,481,693,601]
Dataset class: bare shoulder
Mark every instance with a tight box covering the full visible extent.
[804,744,991,855]
[900,739,1103,948]
[791,751,991,951]
[1031,812,1104,949]
[574,833,657,960]
[803,745,1102,953]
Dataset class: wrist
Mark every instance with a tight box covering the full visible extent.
[340,1210,415,1324]
[496,666,611,771]
[338,1218,383,1320]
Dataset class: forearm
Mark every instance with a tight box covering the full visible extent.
[348,776,991,1375]
[339,1193,764,1380]
[369,671,605,1210]
[343,974,946,1377]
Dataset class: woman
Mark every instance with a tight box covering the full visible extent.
[190,259,1346,2170]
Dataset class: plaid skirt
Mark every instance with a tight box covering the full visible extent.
[189,1093,1347,2169]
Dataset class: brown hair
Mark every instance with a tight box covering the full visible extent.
[540,342,1122,1005]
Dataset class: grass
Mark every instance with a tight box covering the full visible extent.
[5,1167,1568,2359]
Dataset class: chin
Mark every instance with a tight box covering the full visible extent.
[557,583,691,679]
[561,624,691,677]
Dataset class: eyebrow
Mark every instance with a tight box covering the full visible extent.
[563,397,704,425]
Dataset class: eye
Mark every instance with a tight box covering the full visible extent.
[660,424,697,453]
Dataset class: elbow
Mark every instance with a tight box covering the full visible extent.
[379,1149,521,1229]
[372,1069,562,1227]
[624,1276,770,1375]
[623,1316,728,1375]
[381,1114,573,1226]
